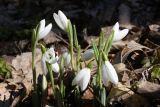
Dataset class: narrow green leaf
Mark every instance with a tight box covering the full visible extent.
[101,87,106,106]
[104,31,114,54]
[92,40,99,62]
[73,25,79,49]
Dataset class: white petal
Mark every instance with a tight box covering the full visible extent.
[53,13,65,31]
[72,68,90,86]
[104,61,118,84]
[49,57,58,64]
[42,75,47,91]
[39,23,52,39]
[112,22,129,42]
[39,19,45,35]
[79,70,91,91]
[119,29,129,39]
[113,29,129,41]
[48,47,55,53]
[58,10,68,30]
[62,52,71,66]
[113,22,119,34]
[41,55,48,75]
[44,47,57,64]
[102,64,109,87]
[81,49,94,61]
[52,62,60,73]
[113,22,120,42]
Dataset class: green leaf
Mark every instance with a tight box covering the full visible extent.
[104,31,114,55]
[92,40,99,62]
[98,31,105,51]
[73,25,79,49]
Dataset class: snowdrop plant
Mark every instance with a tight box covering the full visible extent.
[53,10,80,71]
[40,44,66,107]
[72,68,91,91]
[91,24,125,106]
[31,19,52,107]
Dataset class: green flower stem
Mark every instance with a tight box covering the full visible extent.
[67,20,74,71]
[32,29,38,93]
[60,57,65,97]
[97,52,103,88]
[31,28,39,107]
[76,45,81,72]
[46,62,55,93]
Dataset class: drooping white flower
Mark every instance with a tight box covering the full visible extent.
[102,61,118,86]
[42,75,48,92]
[81,49,94,61]
[72,68,91,91]
[53,10,69,32]
[41,47,59,75]
[61,52,71,66]
[52,62,60,73]
[38,19,52,39]
[43,47,58,64]
[42,54,48,75]
[112,22,129,42]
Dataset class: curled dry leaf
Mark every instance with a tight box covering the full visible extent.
[121,40,152,63]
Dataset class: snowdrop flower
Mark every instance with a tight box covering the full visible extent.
[38,19,52,40]
[53,10,69,32]
[42,55,48,75]
[52,62,60,73]
[43,47,58,64]
[81,49,94,61]
[41,47,59,75]
[113,22,129,42]
[61,52,71,66]
[42,75,47,92]
[102,61,118,86]
[72,68,91,91]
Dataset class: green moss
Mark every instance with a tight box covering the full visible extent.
[151,65,160,82]
[0,58,12,79]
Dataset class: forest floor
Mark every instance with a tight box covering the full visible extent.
[0,0,160,107]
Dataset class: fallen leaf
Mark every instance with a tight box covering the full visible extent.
[137,81,160,99]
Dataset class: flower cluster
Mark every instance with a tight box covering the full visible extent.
[37,10,129,91]
[42,47,71,75]
[32,9,129,106]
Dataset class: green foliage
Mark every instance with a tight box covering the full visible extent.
[0,58,12,79]
[151,65,160,81]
